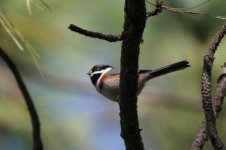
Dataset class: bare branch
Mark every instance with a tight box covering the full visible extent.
[119,0,146,149]
[0,47,43,150]
[213,63,226,114]
[202,22,226,150]
[146,1,226,20]
[191,120,208,150]
[146,2,163,17]
[68,24,122,42]
[191,22,226,150]
[191,62,226,150]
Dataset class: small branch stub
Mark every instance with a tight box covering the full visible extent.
[68,24,122,42]
[146,2,163,17]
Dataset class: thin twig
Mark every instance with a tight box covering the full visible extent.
[68,24,122,42]
[191,22,226,150]
[146,1,163,17]
[0,47,43,150]
[146,1,226,20]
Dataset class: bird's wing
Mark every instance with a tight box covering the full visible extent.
[107,69,152,75]
[106,68,120,76]
[139,69,152,74]
[107,69,152,76]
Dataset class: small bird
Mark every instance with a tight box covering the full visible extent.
[87,60,190,102]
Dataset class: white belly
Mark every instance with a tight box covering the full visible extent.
[96,77,145,102]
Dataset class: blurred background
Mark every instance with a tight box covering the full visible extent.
[1,0,226,150]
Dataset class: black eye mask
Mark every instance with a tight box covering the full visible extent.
[90,73,101,85]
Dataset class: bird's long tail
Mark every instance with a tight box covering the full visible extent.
[149,60,190,79]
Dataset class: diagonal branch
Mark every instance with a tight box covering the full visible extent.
[213,63,226,114]
[68,24,122,42]
[191,119,208,150]
[0,47,43,150]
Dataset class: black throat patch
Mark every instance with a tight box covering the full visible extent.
[91,73,102,85]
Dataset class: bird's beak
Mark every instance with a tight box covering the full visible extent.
[87,72,91,75]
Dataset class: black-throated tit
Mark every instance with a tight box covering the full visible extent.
[87,60,189,102]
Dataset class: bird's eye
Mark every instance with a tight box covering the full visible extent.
[96,67,101,71]
[92,65,110,72]
[93,67,101,72]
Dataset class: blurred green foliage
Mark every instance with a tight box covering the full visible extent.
[0,0,226,150]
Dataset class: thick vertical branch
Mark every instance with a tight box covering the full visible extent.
[0,47,43,150]
[119,0,146,150]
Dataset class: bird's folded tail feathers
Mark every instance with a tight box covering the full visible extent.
[149,60,190,79]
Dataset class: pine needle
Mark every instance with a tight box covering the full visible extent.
[0,11,44,79]
[26,0,33,15]
[0,12,25,51]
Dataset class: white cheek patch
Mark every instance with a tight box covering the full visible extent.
[91,67,112,77]
[91,67,112,90]
[91,70,106,77]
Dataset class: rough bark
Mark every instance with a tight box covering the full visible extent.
[191,22,226,150]
[119,0,146,150]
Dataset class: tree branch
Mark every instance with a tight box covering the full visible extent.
[119,0,146,149]
[202,22,226,150]
[146,1,163,17]
[68,24,122,42]
[191,63,226,150]
[191,22,226,150]
[0,47,43,150]
[191,119,208,150]
[213,63,226,114]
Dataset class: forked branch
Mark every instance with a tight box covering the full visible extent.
[191,22,226,150]
[191,63,226,150]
